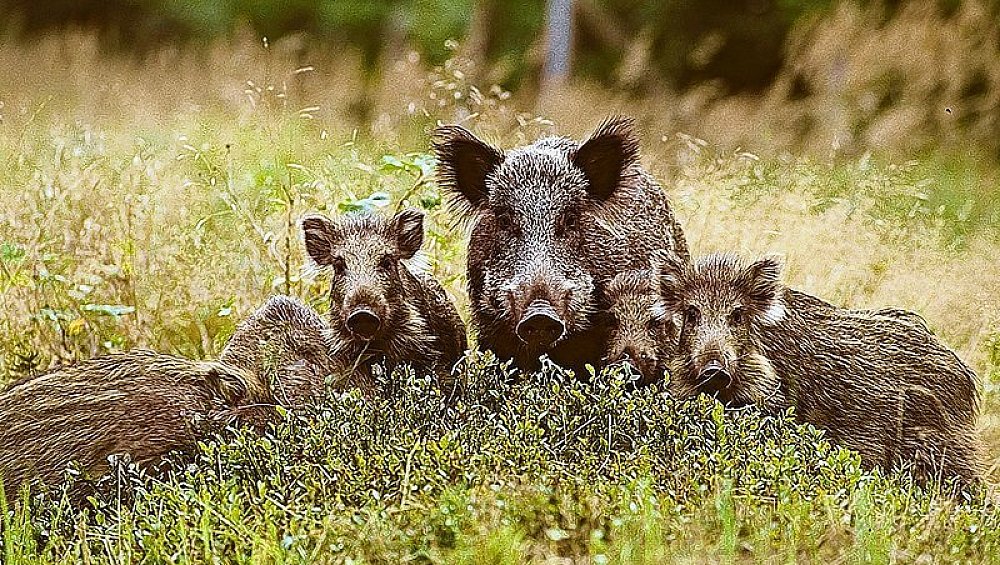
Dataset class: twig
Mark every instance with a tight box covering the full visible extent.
[394,172,427,213]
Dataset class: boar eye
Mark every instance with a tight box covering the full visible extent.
[378,254,396,271]
[556,210,580,235]
[594,310,616,327]
[331,256,347,276]
[494,209,514,231]
[683,305,700,326]
[730,306,745,325]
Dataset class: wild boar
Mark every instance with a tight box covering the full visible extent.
[220,294,342,406]
[597,270,676,386]
[300,208,467,388]
[0,350,273,495]
[658,253,981,486]
[433,116,689,375]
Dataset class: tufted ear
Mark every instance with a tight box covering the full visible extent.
[654,251,689,312]
[391,209,425,259]
[572,116,641,201]
[432,125,504,216]
[738,255,787,325]
[301,214,341,266]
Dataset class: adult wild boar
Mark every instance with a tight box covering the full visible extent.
[433,117,689,374]
[658,253,981,486]
[300,209,467,389]
[0,350,273,495]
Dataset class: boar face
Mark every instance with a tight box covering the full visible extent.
[598,270,675,385]
[302,210,424,344]
[657,253,786,406]
[434,117,641,353]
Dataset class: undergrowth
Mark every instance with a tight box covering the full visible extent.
[1,357,995,563]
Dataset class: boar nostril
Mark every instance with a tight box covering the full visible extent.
[346,308,382,341]
[516,300,565,348]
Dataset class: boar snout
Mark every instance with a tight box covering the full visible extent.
[346,307,382,341]
[697,358,732,395]
[516,300,566,347]
[620,345,658,380]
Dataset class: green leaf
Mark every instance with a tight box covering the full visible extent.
[338,191,392,213]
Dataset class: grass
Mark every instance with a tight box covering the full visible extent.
[1,34,1000,562]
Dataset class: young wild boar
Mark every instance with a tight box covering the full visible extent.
[597,270,676,387]
[220,295,342,406]
[433,116,689,374]
[657,253,981,485]
[300,209,467,388]
[0,350,274,495]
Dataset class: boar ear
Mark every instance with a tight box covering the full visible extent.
[573,116,641,200]
[432,125,503,215]
[301,214,341,266]
[199,363,249,405]
[741,255,787,325]
[391,209,425,259]
[654,251,688,310]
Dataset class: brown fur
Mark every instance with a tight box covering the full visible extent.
[597,270,676,386]
[220,295,343,405]
[0,350,274,495]
[301,209,467,389]
[658,253,982,486]
[433,116,689,375]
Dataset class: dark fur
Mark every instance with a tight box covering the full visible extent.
[300,209,467,388]
[597,270,676,386]
[220,295,342,405]
[658,253,981,486]
[434,116,689,374]
[0,350,274,495]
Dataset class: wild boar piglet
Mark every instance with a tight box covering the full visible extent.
[597,270,676,386]
[658,253,981,486]
[301,209,467,388]
[221,294,341,405]
[0,350,273,495]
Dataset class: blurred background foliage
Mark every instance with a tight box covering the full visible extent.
[0,0,835,91]
[2,0,1000,162]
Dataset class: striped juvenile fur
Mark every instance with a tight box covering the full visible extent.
[658,253,982,487]
[0,350,273,495]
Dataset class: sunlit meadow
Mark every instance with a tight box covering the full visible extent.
[1,32,999,562]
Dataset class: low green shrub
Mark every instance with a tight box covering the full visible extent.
[2,354,996,562]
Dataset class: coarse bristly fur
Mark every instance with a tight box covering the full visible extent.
[657,252,982,487]
[300,209,467,391]
[596,270,676,387]
[433,116,690,375]
[0,350,275,496]
[220,295,343,406]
